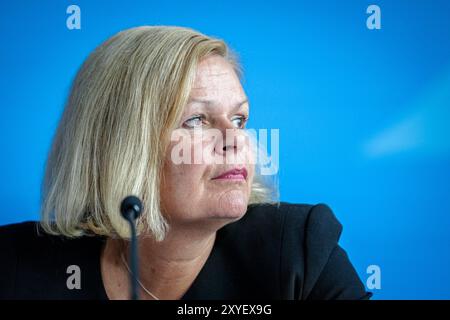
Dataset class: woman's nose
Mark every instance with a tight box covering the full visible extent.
[214,123,246,157]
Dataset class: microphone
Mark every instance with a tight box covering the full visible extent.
[120,195,143,300]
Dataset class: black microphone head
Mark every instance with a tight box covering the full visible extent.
[120,195,143,221]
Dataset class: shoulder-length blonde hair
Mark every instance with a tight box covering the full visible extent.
[40,26,276,241]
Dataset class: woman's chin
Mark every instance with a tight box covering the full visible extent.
[210,189,248,220]
[208,209,247,222]
[166,190,250,230]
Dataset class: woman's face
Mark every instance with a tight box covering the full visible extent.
[161,55,255,230]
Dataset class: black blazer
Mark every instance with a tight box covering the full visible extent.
[0,202,372,300]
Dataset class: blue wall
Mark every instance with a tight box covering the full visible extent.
[1,0,449,299]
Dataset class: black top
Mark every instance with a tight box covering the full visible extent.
[0,202,372,300]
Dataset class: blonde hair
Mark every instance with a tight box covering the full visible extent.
[40,26,277,241]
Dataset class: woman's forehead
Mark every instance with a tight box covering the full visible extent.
[183,56,248,113]
[193,56,239,87]
[191,68,245,98]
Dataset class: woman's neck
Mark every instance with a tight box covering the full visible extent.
[138,226,217,289]
[104,225,217,300]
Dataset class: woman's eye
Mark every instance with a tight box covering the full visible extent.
[231,115,248,129]
[182,115,248,129]
[183,115,205,128]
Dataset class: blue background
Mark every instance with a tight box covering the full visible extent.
[1,0,449,299]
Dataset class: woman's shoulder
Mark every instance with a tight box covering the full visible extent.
[218,202,370,299]
[217,201,344,280]
[0,221,105,299]
[220,201,344,269]
[0,221,57,266]
[229,202,342,243]
[0,220,41,238]
[0,220,103,250]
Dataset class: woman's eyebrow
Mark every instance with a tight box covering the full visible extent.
[187,98,249,112]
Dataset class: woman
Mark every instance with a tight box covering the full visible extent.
[0,26,372,300]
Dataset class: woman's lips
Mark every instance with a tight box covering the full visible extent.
[212,168,248,180]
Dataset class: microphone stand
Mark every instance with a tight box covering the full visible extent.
[120,195,143,300]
